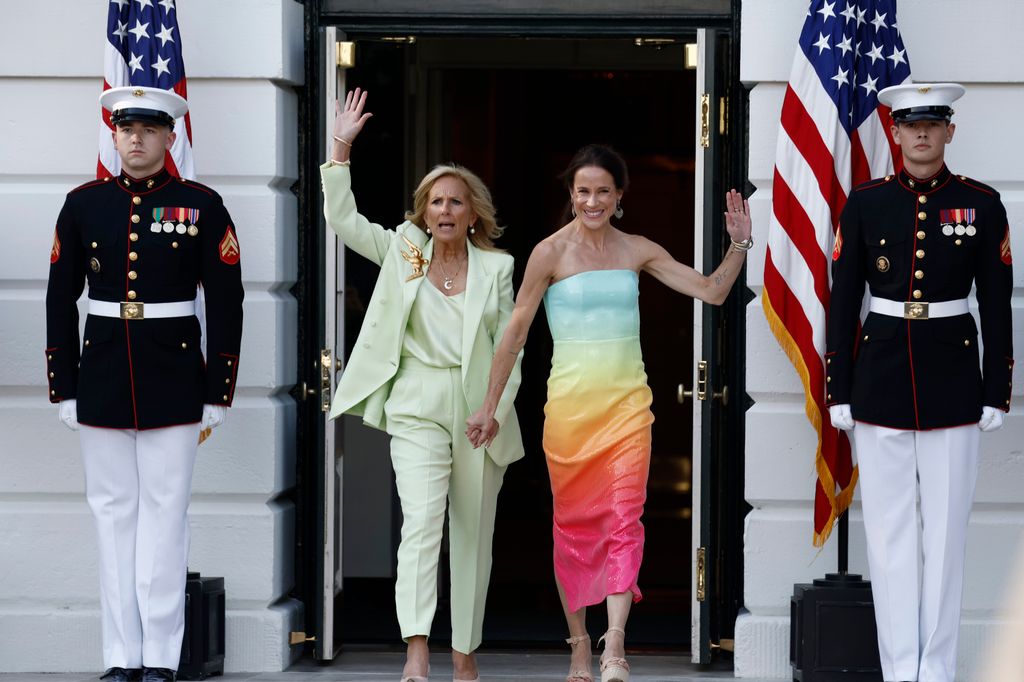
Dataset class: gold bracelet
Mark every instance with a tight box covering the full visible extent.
[328,158,351,167]
[730,236,754,253]
[333,135,352,147]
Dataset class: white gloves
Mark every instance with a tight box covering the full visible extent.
[829,404,855,431]
[58,399,79,431]
[978,406,1004,432]
[201,404,226,431]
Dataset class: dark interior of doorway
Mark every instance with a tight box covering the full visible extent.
[338,39,697,650]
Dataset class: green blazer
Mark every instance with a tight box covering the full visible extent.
[321,162,524,466]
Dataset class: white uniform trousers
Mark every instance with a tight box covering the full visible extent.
[384,358,507,655]
[79,423,200,670]
[853,422,979,682]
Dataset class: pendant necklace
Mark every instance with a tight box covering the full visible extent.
[437,254,465,290]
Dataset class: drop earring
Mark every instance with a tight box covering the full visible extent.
[469,224,476,235]
[426,227,432,235]
[614,201,624,219]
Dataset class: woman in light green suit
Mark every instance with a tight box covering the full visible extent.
[322,89,524,682]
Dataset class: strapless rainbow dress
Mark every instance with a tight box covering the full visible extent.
[543,269,654,612]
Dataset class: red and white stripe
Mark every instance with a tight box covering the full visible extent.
[762,49,903,546]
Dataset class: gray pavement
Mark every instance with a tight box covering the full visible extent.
[0,650,771,681]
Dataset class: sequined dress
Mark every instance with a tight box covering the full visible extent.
[543,269,654,611]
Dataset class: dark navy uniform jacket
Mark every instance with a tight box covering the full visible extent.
[826,165,1013,430]
[45,167,244,430]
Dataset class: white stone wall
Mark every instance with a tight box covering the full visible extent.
[0,0,305,673]
[738,1,1024,679]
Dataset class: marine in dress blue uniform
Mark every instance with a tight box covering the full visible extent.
[44,87,243,682]
[826,83,1013,682]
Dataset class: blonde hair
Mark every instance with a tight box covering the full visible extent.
[405,164,505,251]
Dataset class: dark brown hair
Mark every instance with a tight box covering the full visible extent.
[558,144,630,224]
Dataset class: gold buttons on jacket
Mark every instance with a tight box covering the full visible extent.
[826,376,832,382]
[130,232,139,242]
[222,394,229,401]
[49,372,55,378]
[918,211,927,220]
[171,241,179,249]
[964,339,971,347]
[225,378,231,384]
[84,340,90,347]
[128,271,137,280]
[918,195,927,204]
[128,251,138,261]
[48,354,53,361]
[127,290,137,300]
[879,238,887,246]
[915,270,924,279]
[916,231,926,240]
[227,360,233,366]
[131,214,140,224]
[91,241,98,249]
[916,249,925,258]
[913,290,922,299]
[955,239,962,246]
[863,334,870,341]
[181,342,188,349]
[132,196,142,206]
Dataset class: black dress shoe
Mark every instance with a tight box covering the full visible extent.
[100,669,142,682]
[141,668,176,682]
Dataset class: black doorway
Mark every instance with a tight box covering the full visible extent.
[336,38,699,650]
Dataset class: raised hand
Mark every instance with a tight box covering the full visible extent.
[332,87,373,148]
[723,189,752,243]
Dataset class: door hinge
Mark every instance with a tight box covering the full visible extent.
[336,41,356,69]
[700,93,711,149]
[696,545,707,602]
[289,631,316,645]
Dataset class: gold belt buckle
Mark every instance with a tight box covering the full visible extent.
[904,301,928,320]
[120,301,144,320]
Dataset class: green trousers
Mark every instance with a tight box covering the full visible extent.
[384,357,507,654]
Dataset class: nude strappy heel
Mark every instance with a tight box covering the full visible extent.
[597,627,630,682]
[565,633,593,682]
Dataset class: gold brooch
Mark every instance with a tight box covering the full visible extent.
[400,235,429,281]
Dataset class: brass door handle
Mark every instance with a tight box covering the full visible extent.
[677,383,693,404]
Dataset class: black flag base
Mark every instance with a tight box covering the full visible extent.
[790,514,882,681]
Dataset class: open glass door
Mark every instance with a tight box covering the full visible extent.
[313,25,345,661]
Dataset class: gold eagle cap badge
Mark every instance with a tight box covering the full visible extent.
[400,235,429,281]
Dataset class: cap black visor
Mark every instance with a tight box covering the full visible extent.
[891,105,953,122]
[111,108,176,128]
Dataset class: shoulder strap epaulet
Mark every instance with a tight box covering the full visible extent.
[68,177,112,195]
[852,175,894,193]
[954,174,997,196]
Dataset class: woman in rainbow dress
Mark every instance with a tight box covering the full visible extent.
[466,144,752,682]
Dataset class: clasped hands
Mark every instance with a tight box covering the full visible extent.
[465,408,499,449]
[58,399,225,432]
[828,403,1004,432]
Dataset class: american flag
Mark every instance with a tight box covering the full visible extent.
[98,0,193,180]
[761,0,911,546]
